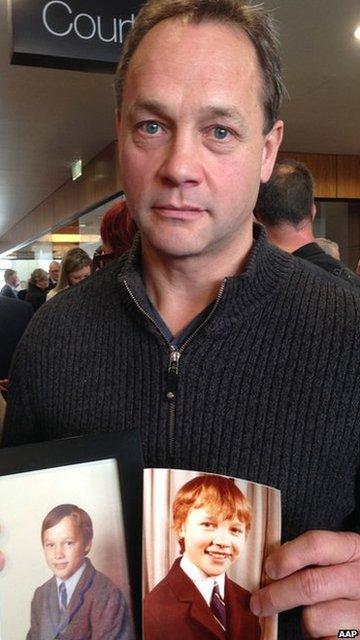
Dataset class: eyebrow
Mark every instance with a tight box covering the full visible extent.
[129,100,247,130]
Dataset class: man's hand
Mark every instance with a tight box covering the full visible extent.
[250,530,360,639]
[0,551,4,571]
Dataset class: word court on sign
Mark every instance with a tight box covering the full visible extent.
[10,0,145,72]
[42,1,134,44]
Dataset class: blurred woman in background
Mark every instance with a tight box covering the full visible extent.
[25,269,49,311]
[93,201,137,271]
[47,248,92,300]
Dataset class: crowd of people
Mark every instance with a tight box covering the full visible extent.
[0,203,133,398]
[1,0,360,637]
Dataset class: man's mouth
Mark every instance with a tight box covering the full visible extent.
[54,562,68,569]
[152,204,205,219]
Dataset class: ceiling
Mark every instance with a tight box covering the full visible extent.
[0,0,359,242]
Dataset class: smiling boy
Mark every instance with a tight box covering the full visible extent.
[26,504,132,640]
[144,475,261,640]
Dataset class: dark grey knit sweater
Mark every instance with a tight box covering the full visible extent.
[3,226,360,638]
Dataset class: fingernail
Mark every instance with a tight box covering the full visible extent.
[250,594,262,616]
[265,558,277,578]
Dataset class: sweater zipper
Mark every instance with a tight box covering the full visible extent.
[123,278,227,458]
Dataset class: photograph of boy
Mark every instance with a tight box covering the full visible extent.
[143,474,261,640]
[26,503,132,640]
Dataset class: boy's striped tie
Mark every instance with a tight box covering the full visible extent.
[210,581,226,631]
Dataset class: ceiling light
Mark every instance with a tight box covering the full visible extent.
[355,26,360,40]
[71,159,82,181]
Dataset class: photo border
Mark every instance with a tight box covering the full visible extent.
[0,430,144,638]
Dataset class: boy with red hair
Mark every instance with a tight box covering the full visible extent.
[144,475,260,639]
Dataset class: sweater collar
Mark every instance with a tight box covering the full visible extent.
[117,223,293,315]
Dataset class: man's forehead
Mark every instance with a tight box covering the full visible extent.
[122,18,262,118]
[126,18,259,84]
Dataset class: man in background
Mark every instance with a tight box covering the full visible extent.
[47,260,60,291]
[0,296,33,432]
[0,269,19,298]
[255,159,360,289]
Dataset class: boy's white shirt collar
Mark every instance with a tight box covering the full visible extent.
[180,554,225,606]
[56,561,87,608]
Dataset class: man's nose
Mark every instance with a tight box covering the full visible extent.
[158,133,203,187]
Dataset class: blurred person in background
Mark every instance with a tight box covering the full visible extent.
[92,201,137,271]
[0,296,33,384]
[314,237,340,260]
[255,159,360,290]
[47,248,91,300]
[1,269,19,298]
[17,280,28,301]
[25,269,49,311]
[47,260,60,291]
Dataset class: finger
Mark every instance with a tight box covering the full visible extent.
[250,562,360,616]
[301,598,360,639]
[0,551,5,571]
[265,531,360,579]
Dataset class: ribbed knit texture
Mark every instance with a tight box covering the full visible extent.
[3,226,360,639]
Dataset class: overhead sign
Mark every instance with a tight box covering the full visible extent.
[10,0,145,72]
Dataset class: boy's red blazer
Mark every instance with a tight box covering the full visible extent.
[143,558,261,640]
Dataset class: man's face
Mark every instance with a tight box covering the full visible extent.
[179,505,246,577]
[43,516,91,580]
[8,272,18,287]
[49,262,60,282]
[117,19,282,262]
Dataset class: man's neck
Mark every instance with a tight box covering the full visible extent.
[141,232,253,337]
[265,221,315,254]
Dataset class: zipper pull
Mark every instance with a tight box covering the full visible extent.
[166,348,180,400]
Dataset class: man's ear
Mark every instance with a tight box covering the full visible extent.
[260,120,284,184]
[311,203,317,221]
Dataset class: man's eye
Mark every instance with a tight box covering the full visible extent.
[213,126,230,140]
[141,121,161,135]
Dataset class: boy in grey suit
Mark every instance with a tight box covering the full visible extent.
[27,503,132,640]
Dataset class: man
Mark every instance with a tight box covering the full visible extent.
[0,296,33,381]
[47,260,60,291]
[255,159,360,289]
[0,296,33,434]
[3,1,360,638]
[1,269,19,298]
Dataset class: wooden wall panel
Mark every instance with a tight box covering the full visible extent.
[277,151,337,198]
[0,142,121,255]
[337,155,360,199]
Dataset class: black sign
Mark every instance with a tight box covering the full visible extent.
[10,0,145,72]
